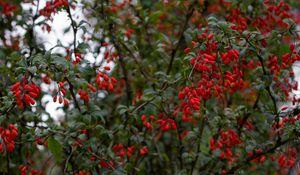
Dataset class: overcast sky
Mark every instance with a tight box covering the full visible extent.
[21,0,86,122]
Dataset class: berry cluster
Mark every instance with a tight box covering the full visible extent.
[132,89,142,105]
[95,72,117,92]
[248,148,266,164]
[99,160,114,169]
[78,89,90,103]
[220,49,239,65]
[53,81,69,107]
[226,9,249,31]
[19,160,43,175]
[87,83,97,93]
[141,114,155,130]
[39,0,69,18]
[141,114,177,132]
[18,163,44,175]
[156,118,177,131]
[177,34,248,121]
[139,146,149,156]
[42,74,52,84]
[110,0,131,13]
[0,124,18,154]
[277,147,297,168]
[210,129,242,161]
[252,1,292,33]
[0,0,17,16]
[73,52,82,65]
[11,79,41,109]
[112,143,135,159]
[272,113,300,130]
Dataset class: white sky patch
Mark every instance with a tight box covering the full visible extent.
[41,94,65,122]
[21,0,87,121]
[24,0,115,122]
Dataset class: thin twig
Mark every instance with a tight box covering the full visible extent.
[190,102,207,175]
[108,23,132,132]
[63,146,74,174]
[119,41,150,81]
[244,37,280,141]
[166,0,197,75]
[6,153,9,175]
[237,93,260,135]
[66,6,77,52]
[64,77,81,112]
[226,138,295,174]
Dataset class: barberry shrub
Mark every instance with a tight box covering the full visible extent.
[0,0,300,174]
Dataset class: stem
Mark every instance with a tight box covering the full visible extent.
[226,138,294,174]
[108,24,132,132]
[176,119,184,170]
[66,6,77,52]
[190,116,206,175]
[166,0,197,75]
[65,77,81,112]
[237,93,260,135]
[119,41,150,81]
[63,146,74,174]
[6,153,9,175]
[65,5,82,114]
[245,37,280,141]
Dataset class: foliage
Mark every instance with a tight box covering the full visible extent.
[0,0,300,174]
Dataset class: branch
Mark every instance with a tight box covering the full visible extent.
[111,78,179,135]
[176,121,184,170]
[6,153,9,175]
[63,146,74,175]
[166,0,197,75]
[119,40,151,81]
[245,37,280,141]
[190,102,207,174]
[65,77,81,112]
[226,138,295,174]
[66,6,77,52]
[108,23,132,130]
[237,93,260,135]
[65,5,82,113]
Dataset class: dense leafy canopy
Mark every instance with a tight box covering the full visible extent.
[0,0,300,174]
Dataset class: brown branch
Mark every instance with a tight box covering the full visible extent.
[6,153,9,175]
[66,6,77,52]
[176,121,184,170]
[108,23,132,130]
[63,146,74,175]
[245,37,281,141]
[119,41,151,81]
[190,102,207,175]
[65,5,82,113]
[237,93,260,135]
[166,0,197,75]
[226,138,295,174]
[65,77,81,112]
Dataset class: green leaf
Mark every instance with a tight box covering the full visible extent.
[184,30,193,44]
[48,137,63,162]
[148,11,162,23]
[117,105,128,115]
[27,66,37,74]
[51,54,69,68]
[31,53,44,65]
[77,43,90,52]
[91,111,106,124]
